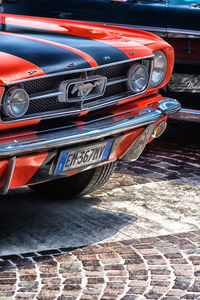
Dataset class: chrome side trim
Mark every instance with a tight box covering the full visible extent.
[167,28,200,39]
[2,55,154,86]
[91,20,200,38]
[91,21,200,39]
[169,108,200,122]
[0,156,16,195]
[0,98,180,158]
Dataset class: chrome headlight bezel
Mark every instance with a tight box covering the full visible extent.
[127,64,149,93]
[2,88,29,118]
[151,50,167,88]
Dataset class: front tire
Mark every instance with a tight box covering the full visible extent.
[29,162,116,199]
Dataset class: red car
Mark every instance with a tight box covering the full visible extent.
[0,2,180,197]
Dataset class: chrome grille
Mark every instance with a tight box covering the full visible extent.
[1,59,152,122]
[88,63,128,79]
[85,82,127,105]
[28,96,63,114]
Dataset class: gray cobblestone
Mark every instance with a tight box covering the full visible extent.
[0,231,200,299]
[0,120,199,299]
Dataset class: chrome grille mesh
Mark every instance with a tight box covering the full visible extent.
[22,77,58,94]
[22,74,77,94]
[85,82,127,104]
[28,97,63,114]
[1,59,152,122]
[88,63,128,79]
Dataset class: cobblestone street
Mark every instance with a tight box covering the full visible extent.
[116,120,200,185]
[1,232,200,299]
[0,120,200,299]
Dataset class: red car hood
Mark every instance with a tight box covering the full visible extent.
[0,14,165,85]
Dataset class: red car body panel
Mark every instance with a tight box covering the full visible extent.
[0,14,173,83]
[0,13,180,193]
[0,14,174,131]
[0,95,167,190]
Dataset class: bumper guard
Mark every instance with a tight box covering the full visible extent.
[0,98,180,159]
[0,98,180,195]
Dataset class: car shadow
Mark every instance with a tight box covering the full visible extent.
[0,187,136,256]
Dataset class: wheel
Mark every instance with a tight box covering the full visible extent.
[29,162,116,199]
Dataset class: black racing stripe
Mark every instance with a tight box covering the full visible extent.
[5,24,129,66]
[0,32,90,74]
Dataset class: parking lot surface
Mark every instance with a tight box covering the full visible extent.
[0,120,199,299]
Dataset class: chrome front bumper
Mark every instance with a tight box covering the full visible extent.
[0,98,180,159]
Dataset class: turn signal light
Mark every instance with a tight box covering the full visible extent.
[152,121,167,138]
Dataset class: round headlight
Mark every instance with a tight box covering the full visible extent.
[3,88,29,118]
[151,50,167,88]
[128,64,148,93]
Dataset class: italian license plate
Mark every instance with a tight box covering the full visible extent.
[54,139,114,174]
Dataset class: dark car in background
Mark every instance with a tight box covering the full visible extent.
[3,0,200,122]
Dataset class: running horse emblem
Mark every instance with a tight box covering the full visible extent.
[71,80,103,99]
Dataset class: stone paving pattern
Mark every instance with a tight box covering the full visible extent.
[0,120,199,299]
[116,121,200,185]
[1,231,200,299]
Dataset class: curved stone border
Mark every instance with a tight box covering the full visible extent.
[1,231,200,299]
